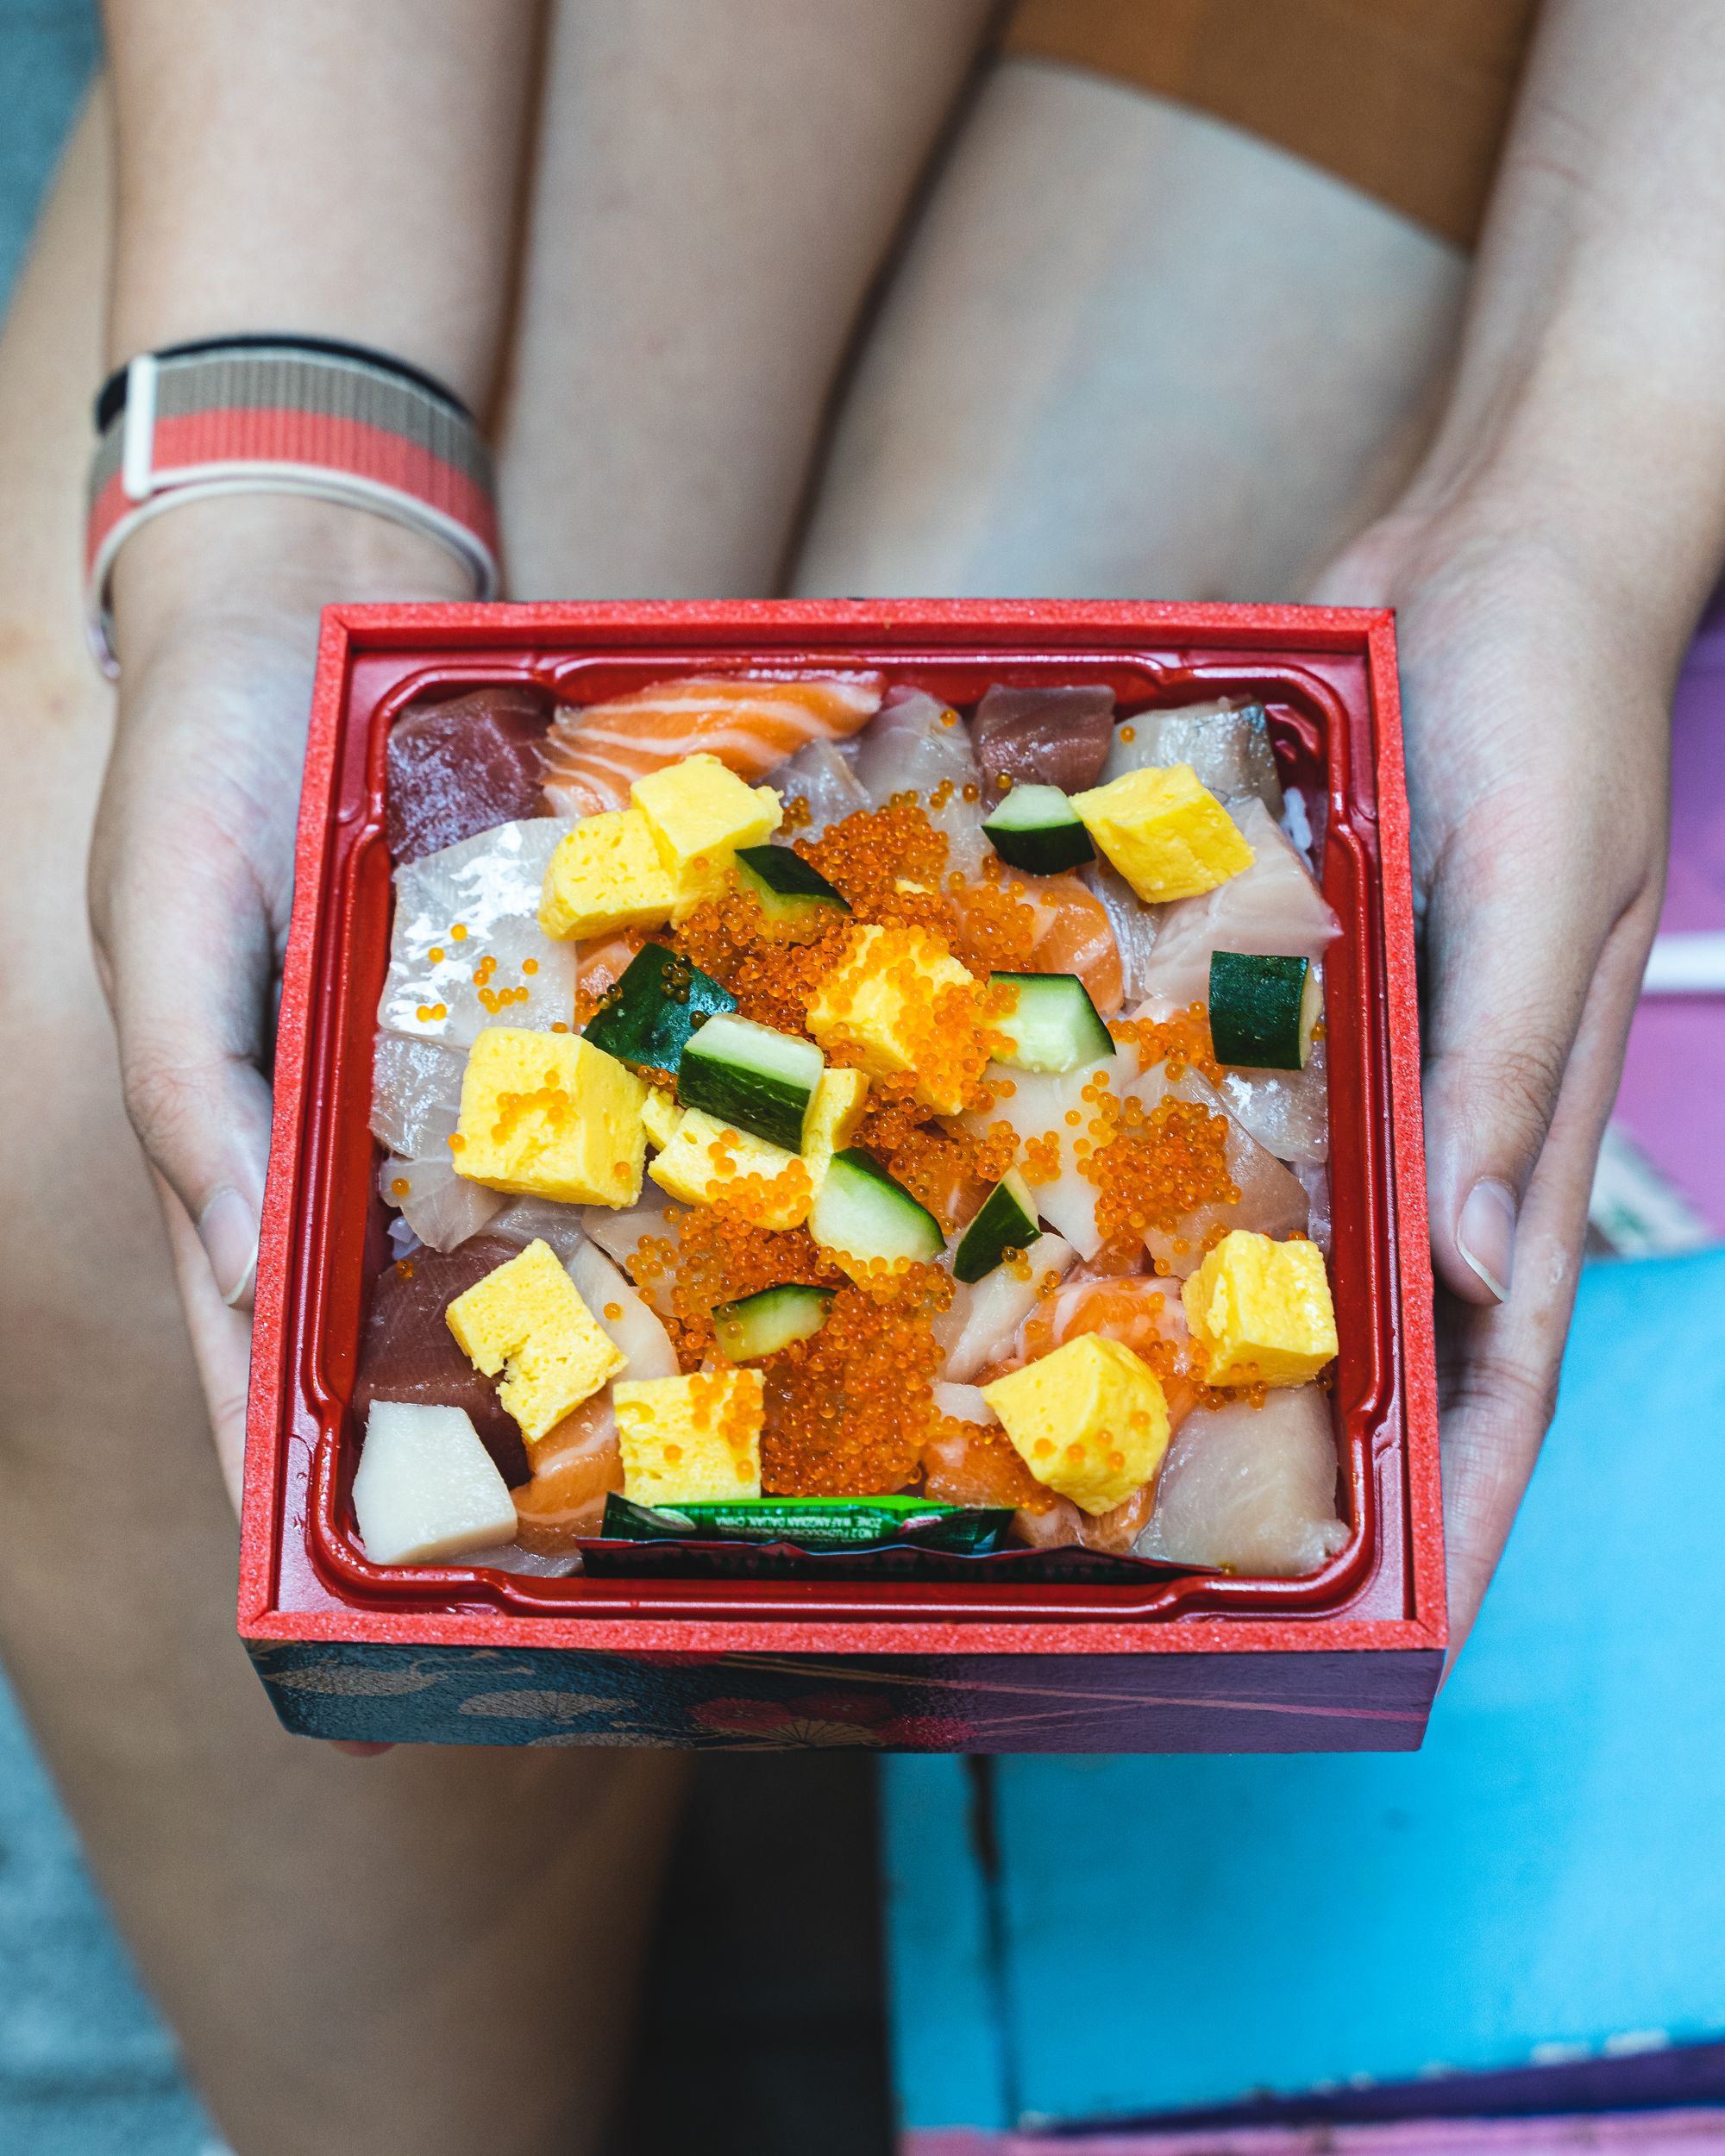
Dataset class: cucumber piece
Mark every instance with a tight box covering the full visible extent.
[953,1169,1042,1284]
[1208,950,1320,1069]
[676,1012,824,1152]
[809,1148,944,1271]
[582,941,736,1075]
[989,971,1114,1073]
[982,783,1095,874]
[713,1283,834,1362]
[733,843,850,929]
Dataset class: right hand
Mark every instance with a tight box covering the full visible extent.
[89,497,469,1503]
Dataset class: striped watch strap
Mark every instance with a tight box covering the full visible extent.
[85,338,500,674]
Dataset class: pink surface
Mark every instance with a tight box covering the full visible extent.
[907,2107,1725,2155]
[1615,609,1725,1231]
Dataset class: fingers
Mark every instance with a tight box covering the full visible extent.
[152,1169,253,1511]
[1435,934,1647,1658]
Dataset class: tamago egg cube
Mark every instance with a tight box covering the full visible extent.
[614,1370,765,1507]
[1072,762,1254,902]
[982,1334,1170,1515]
[1182,1229,1339,1388]
[453,1025,647,1206]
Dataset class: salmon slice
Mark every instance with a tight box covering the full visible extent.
[513,1395,623,1554]
[1020,875,1123,1013]
[541,671,885,815]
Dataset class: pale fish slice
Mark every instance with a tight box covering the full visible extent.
[378,817,580,1049]
[932,1235,1076,1383]
[853,687,988,876]
[1120,1058,1308,1277]
[1102,699,1284,816]
[1137,797,1339,1010]
[379,1152,504,1254]
[774,737,870,837]
[1135,1386,1347,1577]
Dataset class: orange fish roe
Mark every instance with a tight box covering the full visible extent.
[865,1113,1018,1232]
[390,1176,410,1198]
[428,946,444,963]
[394,1257,416,1281]
[489,1082,573,1145]
[922,1414,1056,1512]
[671,885,854,1034]
[781,793,813,831]
[797,801,953,940]
[642,1210,837,1369]
[761,1269,950,1496]
[1086,1094,1239,1271]
[449,924,467,942]
[1112,1003,1221,1086]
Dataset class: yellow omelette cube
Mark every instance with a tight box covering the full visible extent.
[1182,1229,1339,1388]
[801,1067,870,1184]
[454,1026,647,1207]
[982,1334,1170,1516]
[648,1108,813,1232]
[631,755,782,915]
[538,810,679,940]
[445,1238,627,1445]
[643,1084,681,1151]
[806,923,984,1114]
[614,1369,764,1506]
[1071,762,1255,902]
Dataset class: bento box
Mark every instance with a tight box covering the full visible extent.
[240,599,1444,1752]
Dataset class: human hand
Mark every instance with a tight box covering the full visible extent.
[1311,503,1676,1658]
[90,497,468,1506]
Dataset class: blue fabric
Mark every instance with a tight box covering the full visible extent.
[885,1249,1725,2133]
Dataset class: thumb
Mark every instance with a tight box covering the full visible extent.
[1421,792,1645,1307]
[93,814,279,1311]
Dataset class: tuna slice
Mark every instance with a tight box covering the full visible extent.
[1101,699,1284,816]
[774,737,870,837]
[378,816,579,1049]
[853,687,988,875]
[1136,1386,1347,1576]
[1137,797,1339,1009]
[354,1235,533,1487]
[386,684,554,865]
[541,671,883,816]
[970,684,1114,802]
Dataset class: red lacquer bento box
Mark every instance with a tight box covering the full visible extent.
[240,599,1444,1752]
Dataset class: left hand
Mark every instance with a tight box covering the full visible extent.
[1312,502,1672,1658]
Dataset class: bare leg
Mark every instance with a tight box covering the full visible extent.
[0,9,998,2147]
[500,0,996,598]
[795,60,1469,602]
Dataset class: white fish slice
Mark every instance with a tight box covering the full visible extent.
[1136,1386,1346,1576]
[1138,797,1339,1009]
[379,817,579,1048]
[378,1150,504,1253]
[932,1235,1076,1382]
[1102,699,1284,817]
[853,688,988,875]
[775,737,869,837]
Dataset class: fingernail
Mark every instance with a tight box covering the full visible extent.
[198,1188,259,1308]
[1457,1179,1516,1302]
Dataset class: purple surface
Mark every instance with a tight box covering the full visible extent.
[1614,608,1725,1231]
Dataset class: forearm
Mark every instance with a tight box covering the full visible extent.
[1402,0,1725,641]
[102,0,538,413]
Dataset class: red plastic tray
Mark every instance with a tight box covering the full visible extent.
[239,600,1444,1753]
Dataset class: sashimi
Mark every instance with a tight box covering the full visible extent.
[378,816,578,1048]
[380,1151,503,1254]
[541,671,883,816]
[512,1393,622,1553]
[354,1235,532,1486]
[386,684,552,865]
[921,1412,1050,1513]
[962,1046,1137,1260]
[853,686,989,876]
[1081,859,1159,1005]
[1138,796,1338,1007]
[775,737,870,837]
[1216,1023,1330,1166]
[371,1032,467,1161]
[1012,1480,1160,1556]
[970,684,1113,800]
[1101,698,1284,816]
[1136,1386,1346,1576]
[932,1234,1076,1383]
[1125,1059,1308,1275]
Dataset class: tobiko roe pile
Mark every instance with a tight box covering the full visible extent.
[356,671,1350,1581]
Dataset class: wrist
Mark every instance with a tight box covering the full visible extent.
[109,492,474,673]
